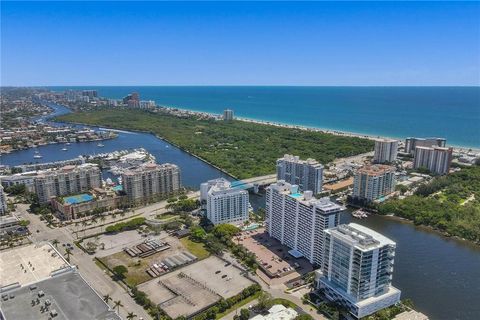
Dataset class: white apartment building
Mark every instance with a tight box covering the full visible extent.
[223,109,234,121]
[0,173,35,192]
[352,165,396,202]
[34,164,102,204]
[413,146,452,175]
[405,137,446,155]
[373,139,398,164]
[0,184,7,215]
[276,154,324,194]
[200,178,249,225]
[122,163,181,203]
[317,223,401,319]
[266,180,344,266]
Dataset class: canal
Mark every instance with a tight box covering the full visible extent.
[1,103,479,319]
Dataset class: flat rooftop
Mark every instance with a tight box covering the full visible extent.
[326,223,396,250]
[63,193,94,205]
[0,243,69,287]
[0,270,120,320]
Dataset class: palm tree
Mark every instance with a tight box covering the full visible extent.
[103,294,112,305]
[100,215,106,231]
[82,220,88,237]
[65,248,72,262]
[113,300,123,315]
[51,239,59,248]
[126,312,137,320]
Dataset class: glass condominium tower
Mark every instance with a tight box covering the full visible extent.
[317,223,401,319]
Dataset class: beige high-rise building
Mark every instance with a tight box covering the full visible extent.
[122,163,181,202]
[373,139,398,164]
[405,137,446,155]
[34,164,102,204]
[352,164,396,202]
[413,146,452,175]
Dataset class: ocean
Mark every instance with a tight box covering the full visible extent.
[50,86,480,148]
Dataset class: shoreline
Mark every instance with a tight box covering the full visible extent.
[155,104,480,153]
[48,118,240,181]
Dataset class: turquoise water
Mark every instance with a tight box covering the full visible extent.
[50,86,480,148]
[63,193,93,204]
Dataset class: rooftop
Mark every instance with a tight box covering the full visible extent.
[0,243,70,288]
[357,164,395,176]
[326,223,396,250]
[63,193,94,205]
[269,181,345,213]
[0,270,120,320]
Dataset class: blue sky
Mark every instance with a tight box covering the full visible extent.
[1,1,479,86]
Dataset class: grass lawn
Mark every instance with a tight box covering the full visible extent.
[180,237,210,259]
[155,213,178,220]
[98,251,152,286]
[216,291,262,319]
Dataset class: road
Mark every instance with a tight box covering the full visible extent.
[221,253,327,320]
[7,171,318,320]
[13,203,152,320]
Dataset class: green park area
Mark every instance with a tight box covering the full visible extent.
[378,165,480,243]
[57,108,374,179]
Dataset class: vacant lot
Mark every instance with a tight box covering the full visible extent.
[139,256,254,318]
[98,232,196,286]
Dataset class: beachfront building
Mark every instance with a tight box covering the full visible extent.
[373,139,399,164]
[352,164,395,202]
[122,163,181,203]
[317,223,401,319]
[223,109,234,121]
[413,146,453,175]
[0,184,7,215]
[276,154,324,194]
[405,137,446,155]
[200,178,249,225]
[33,164,102,204]
[266,180,344,266]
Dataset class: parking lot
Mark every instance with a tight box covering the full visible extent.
[97,231,193,286]
[238,228,313,285]
[138,256,254,319]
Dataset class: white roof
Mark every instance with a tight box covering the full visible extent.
[250,305,298,320]
[348,223,396,247]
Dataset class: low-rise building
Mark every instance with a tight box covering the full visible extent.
[51,191,126,220]
[251,304,298,320]
[200,178,249,225]
[0,243,120,320]
[0,173,35,192]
